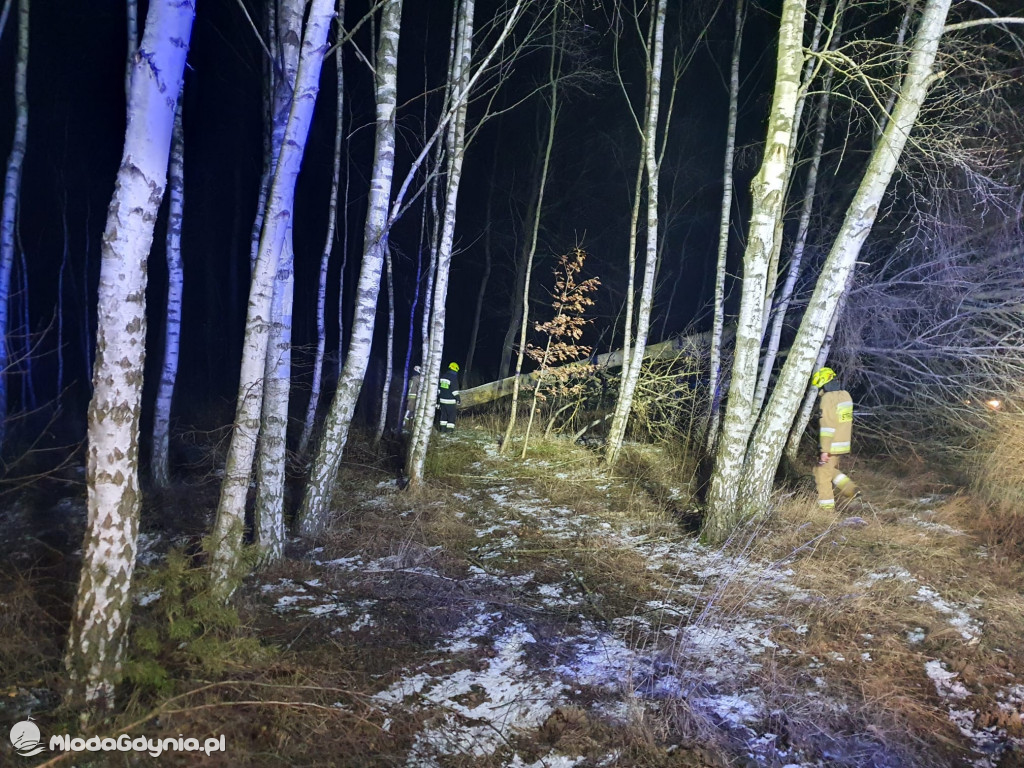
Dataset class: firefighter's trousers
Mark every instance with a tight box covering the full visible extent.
[438,401,457,432]
[814,455,858,510]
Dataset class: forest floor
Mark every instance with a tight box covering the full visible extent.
[2,422,1024,767]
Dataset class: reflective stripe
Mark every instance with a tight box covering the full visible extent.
[819,499,835,509]
[819,427,835,435]
[439,380,450,389]
[834,474,851,488]
[439,398,457,405]
[836,401,853,422]
[830,441,850,453]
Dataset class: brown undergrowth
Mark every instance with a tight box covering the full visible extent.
[1,420,1022,766]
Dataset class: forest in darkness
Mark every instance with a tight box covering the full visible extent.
[2,0,1024,765]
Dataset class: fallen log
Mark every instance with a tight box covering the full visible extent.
[460,329,715,408]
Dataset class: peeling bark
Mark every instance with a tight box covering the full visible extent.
[65,0,194,706]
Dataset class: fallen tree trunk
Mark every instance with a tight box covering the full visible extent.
[461,329,716,408]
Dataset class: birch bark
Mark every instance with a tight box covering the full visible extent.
[375,244,395,443]
[299,0,346,458]
[605,0,667,465]
[408,0,476,482]
[210,0,335,587]
[64,0,194,706]
[703,0,807,542]
[705,2,745,453]
[739,0,952,521]
[151,96,185,488]
[298,0,404,534]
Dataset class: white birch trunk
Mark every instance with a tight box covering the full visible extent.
[0,0,28,451]
[604,0,667,465]
[738,0,952,521]
[703,0,807,543]
[210,0,335,588]
[375,244,395,443]
[64,0,193,706]
[298,0,346,458]
[408,0,475,483]
[753,66,835,411]
[254,232,294,563]
[298,0,403,534]
[706,0,745,451]
[151,96,185,489]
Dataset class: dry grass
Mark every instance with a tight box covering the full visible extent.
[4,423,1024,767]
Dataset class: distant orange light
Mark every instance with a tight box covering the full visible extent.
[985,399,1001,411]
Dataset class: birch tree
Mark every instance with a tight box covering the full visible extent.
[0,0,28,452]
[64,0,194,706]
[209,0,335,587]
[150,96,185,488]
[407,0,476,482]
[299,0,347,458]
[298,0,404,534]
[252,0,309,562]
[300,0,532,512]
[702,0,807,542]
[705,0,745,452]
[501,3,561,456]
[375,244,395,443]
[704,0,954,539]
[604,0,667,465]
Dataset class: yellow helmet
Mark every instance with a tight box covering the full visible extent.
[812,367,836,388]
[448,362,460,372]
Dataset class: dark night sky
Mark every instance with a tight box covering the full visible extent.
[0,0,785,433]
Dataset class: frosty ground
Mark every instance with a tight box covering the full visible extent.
[2,424,1023,767]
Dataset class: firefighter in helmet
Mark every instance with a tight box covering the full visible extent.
[812,367,859,510]
[438,362,461,433]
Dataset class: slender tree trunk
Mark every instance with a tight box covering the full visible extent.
[605,0,667,465]
[754,63,837,411]
[0,0,28,451]
[210,0,335,588]
[244,0,305,556]
[500,5,560,455]
[64,0,194,707]
[0,0,13,42]
[298,0,404,534]
[375,244,395,443]
[250,0,280,273]
[254,232,295,563]
[125,0,138,103]
[706,0,744,452]
[151,96,185,489]
[407,0,476,483]
[737,0,952,522]
[703,0,807,543]
[299,0,346,458]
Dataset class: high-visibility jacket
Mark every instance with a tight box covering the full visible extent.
[438,369,460,405]
[819,389,853,454]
